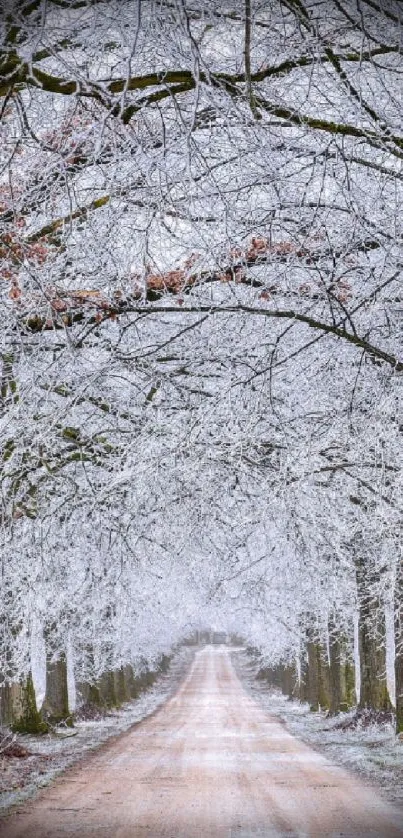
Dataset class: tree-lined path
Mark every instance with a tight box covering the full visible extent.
[2,647,403,838]
[1,0,403,739]
[1,0,403,823]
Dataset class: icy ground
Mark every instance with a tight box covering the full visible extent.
[0,647,195,816]
[232,649,403,807]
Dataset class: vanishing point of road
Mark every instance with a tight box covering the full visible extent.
[1,647,403,838]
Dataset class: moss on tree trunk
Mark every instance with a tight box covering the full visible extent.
[11,673,48,734]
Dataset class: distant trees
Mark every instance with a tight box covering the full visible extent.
[0,0,402,730]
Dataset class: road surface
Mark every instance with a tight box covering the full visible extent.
[1,647,403,837]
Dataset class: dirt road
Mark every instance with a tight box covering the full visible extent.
[1,647,403,838]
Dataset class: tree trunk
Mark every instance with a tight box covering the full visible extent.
[318,646,330,711]
[158,654,171,674]
[0,641,19,727]
[356,558,392,712]
[123,665,138,699]
[75,681,90,706]
[346,658,356,707]
[358,618,391,711]
[75,644,104,708]
[340,656,356,709]
[42,653,72,726]
[88,681,103,706]
[396,650,403,734]
[281,665,295,698]
[98,670,117,708]
[114,667,129,705]
[395,556,403,734]
[306,632,330,712]
[306,639,320,710]
[0,682,13,727]
[328,621,353,715]
[76,680,103,708]
[298,653,308,703]
[328,632,342,715]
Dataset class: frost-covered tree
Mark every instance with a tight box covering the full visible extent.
[0,0,402,731]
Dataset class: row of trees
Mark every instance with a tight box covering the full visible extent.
[0,0,402,732]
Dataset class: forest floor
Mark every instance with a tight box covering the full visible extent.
[233,649,403,808]
[0,647,195,817]
[1,646,403,838]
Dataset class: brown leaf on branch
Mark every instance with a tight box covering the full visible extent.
[50,297,68,312]
[8,281,22,300]
[246,237,269,259]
